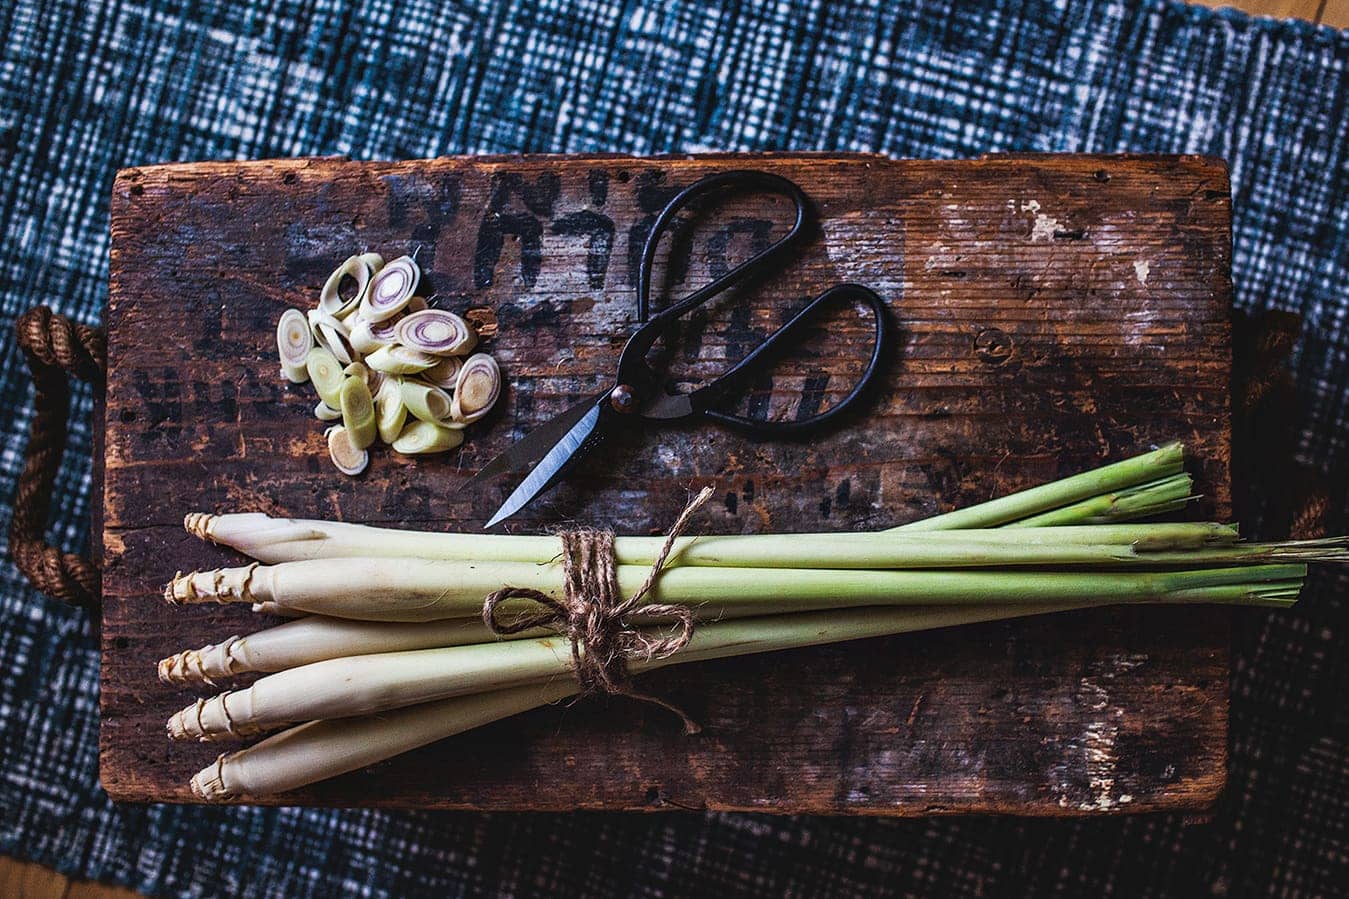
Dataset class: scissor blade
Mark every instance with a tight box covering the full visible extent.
[462,394,605,491]
[485,401,605,528]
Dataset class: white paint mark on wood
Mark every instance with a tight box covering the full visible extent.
[1134,259,1150,285]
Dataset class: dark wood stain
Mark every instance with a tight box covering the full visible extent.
[102,153,1233,814]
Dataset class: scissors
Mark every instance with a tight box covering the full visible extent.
[469,169,892,528]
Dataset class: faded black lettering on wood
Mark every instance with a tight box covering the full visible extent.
[103,153,1233,814]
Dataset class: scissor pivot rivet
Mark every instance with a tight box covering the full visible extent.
[610,384,638,413]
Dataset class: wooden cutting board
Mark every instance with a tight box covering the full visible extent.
[100,153,1233,814]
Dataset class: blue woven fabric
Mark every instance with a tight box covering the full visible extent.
[1,1,1346,896]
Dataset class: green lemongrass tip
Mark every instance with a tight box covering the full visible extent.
[163,558,1308,622]
[891,442,1186,532]
[1007,474,1196,528]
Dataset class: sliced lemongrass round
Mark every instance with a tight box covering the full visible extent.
[325,426,369,475]
[450,353,501,424]
[304,347,345,408]
[314,402,341,422]
[342,361,368,381]
[276,309,312,383]
[368,315,403,343]
[364,344,438,375]
[360,255,420,322]
[357,252,384,273]
[339,376,376,449]
[348,319,390,356]
[319,256,372,319]
[422,355,463,390]
[400,381,453,424]
[391,420,464,454]
[308,309,355,362]
[374,378,408,444]
[394,309,477,356]
[317,321,355,365]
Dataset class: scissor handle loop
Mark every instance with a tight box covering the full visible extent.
[694,283,891,437]
[618,171,809,387]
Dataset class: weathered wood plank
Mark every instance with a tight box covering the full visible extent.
[103,153,1233,813]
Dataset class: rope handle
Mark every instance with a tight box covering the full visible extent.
[10,306,106,610]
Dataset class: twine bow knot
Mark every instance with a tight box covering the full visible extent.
[482,487,714,733]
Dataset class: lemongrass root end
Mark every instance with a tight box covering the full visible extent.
[190,754,235,801]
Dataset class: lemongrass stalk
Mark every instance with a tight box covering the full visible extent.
[159,594,843,686]
[177,574,1302,742]
[187,601,1083,797]
[172,601,1107,740]
[191,680,577,800]
[164,559,1308,621]
[889,442,1185,532]
[1007,474,1195,527]
[157,616,540,685]
[182,512,1240,567]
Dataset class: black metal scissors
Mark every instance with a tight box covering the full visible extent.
[469,170,892,528]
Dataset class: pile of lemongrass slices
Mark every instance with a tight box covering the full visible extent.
[276,252,501,475]
[161,442,1347,800]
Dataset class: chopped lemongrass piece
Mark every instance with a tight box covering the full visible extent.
[338,376,376,450]
[450,353,500,423]
[422,356,463,390]
[356,252,384,272]
[319,255,373,319]
[348,318,390,356]
[400,381,453,423]
[324,426,368,476]
[304,346,345,408]
[314,402,341,422]
[276,309,312,383]
[364,344,438,375]
[360,255,420,321]
[374,378,408,444]
[391,420,464,455]
[395,309,477,356]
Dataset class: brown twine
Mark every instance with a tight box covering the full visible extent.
[482,487,715,733]
[10,306,105,610]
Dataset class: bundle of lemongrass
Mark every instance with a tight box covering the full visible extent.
[161,442,1346,801]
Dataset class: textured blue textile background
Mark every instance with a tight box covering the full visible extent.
[0,1,1345,896]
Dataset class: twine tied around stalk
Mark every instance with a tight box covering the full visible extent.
[482,487,715,734]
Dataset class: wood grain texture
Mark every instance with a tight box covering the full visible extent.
[103,153,1233,814]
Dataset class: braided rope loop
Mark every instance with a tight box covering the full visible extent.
[11,306,105,609]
